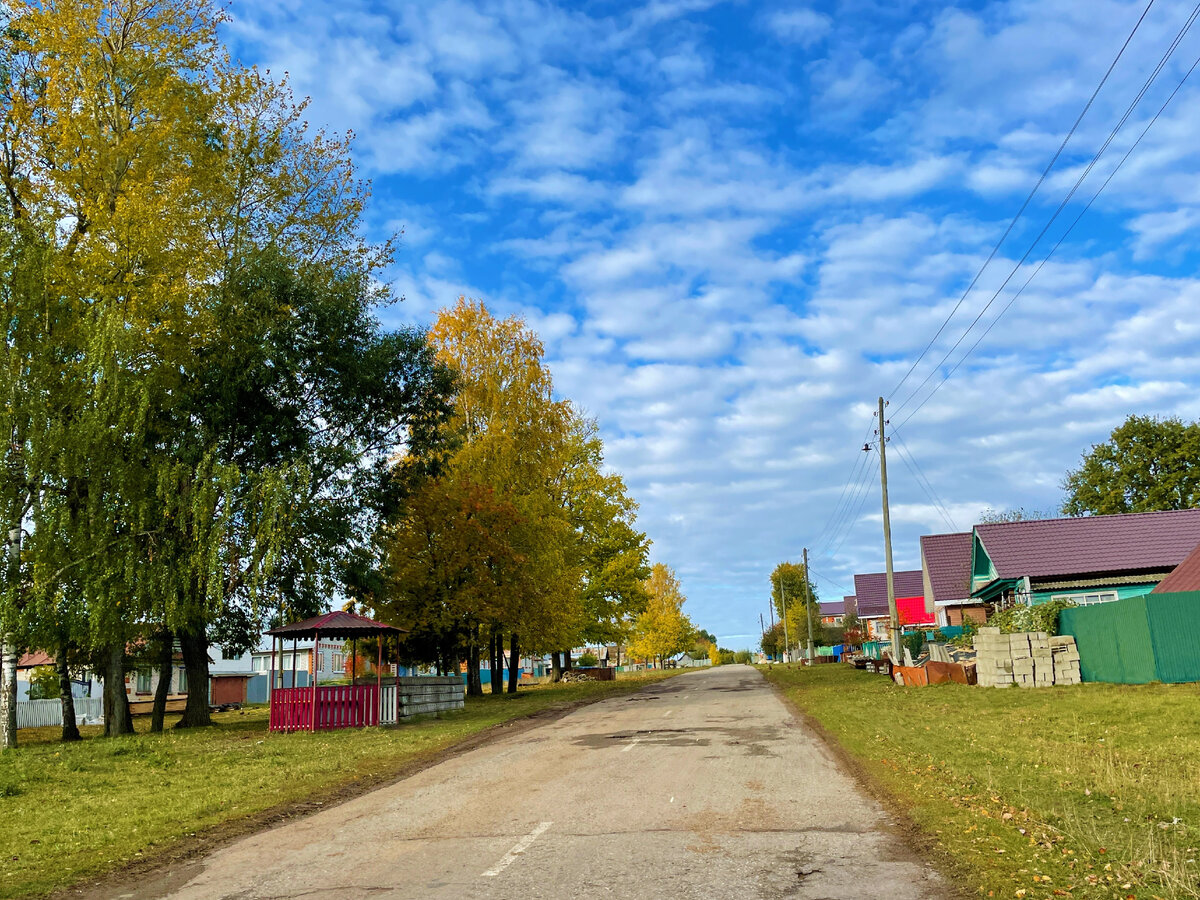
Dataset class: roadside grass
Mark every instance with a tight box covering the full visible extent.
[0,670,682,900]
[763,664,1200,900]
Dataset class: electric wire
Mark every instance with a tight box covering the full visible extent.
[891,1,1200,421]
[892,49,1200,434]
[886,0,1159,402]
[890,432,959,532]
[814,436,872,557]
[820,442,879,557]
[828,447,880,561]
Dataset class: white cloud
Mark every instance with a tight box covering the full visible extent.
[763,8,832,47]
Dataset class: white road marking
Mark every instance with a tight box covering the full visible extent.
[622,736,640,753]
[481,821,553,877]
[663,709,674,718]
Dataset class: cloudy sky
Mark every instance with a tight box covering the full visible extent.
[226,0,1200,648]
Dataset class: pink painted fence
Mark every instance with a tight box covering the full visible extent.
[269,684,379,733]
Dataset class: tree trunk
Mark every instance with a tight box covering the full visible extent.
[57,644,81,742]
[563,650,573,671]
[150,629,173,733]
[1,636,17,750]
[175,625,211,728]
[1,526,19,750]
[551,651,562,683]
[102,644,133,737]
[489,629,502,695]
[466,627,482,697]
[507,633,520,693]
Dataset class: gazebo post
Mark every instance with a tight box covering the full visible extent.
[311,629,319,732]
[268,635,275,730]
[376,639,382,726]
[395,638,400,724]
[290,638,297,689]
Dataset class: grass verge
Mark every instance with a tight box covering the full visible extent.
[1,670,682,900]
[762,664,1200,900]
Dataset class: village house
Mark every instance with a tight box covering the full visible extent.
[818,599,845,626]
[969,508,1200,607]
[920,531,991,627]
[851,570,930,640]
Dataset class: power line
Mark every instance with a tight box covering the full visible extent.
[820,441,878,557]
[813,413,877,556]
[890,431,959,532]
[892,48,1200,434]
[887,0,1159,402]
[815,435,872,556]
[890,0,1200,420]
[828,447,879,560]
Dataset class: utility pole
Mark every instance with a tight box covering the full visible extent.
[803,547,815,661]
[780,584,790,663]
[877,397,901,666]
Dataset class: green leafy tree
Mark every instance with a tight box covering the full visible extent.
[769,562,819,653]
[1063,415,1200,516]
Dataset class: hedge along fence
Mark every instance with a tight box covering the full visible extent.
[1058,591,1200,684]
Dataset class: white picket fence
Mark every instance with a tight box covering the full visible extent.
[16,697,104,729]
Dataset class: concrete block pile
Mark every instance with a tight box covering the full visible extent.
[974,627,1080,688]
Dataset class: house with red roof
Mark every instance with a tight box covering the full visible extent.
[969,509,1200,607]
[852,570,930,640]
[920,532,991,627]
[1151,540,1200,594]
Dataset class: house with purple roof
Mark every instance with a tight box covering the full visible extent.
[818,599,845,626]
[852,570,925,641]
[921,532,991,627]
[969,509,1200,607]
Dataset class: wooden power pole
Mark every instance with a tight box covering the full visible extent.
[803,547,814,661]
[877,397,901,665]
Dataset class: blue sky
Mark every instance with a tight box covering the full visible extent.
[225,0,1200,649]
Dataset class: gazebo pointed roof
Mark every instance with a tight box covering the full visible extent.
[266,610,404,640]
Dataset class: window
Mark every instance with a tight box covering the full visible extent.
[177,667,187,694]
[136,670,152,694]
[1051,591,1118,607]
[253,655,268,672]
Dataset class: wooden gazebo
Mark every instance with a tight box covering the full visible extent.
[266,611,404,733]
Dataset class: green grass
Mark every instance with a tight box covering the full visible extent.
[762,664,1200,900]
[0,670,682,900]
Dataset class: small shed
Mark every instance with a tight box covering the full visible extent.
[266,611,405,733]
[210,673,255,708]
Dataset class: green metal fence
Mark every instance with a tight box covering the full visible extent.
[1059,591,1200,684]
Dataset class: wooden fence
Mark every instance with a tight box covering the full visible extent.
[16,697,104,729]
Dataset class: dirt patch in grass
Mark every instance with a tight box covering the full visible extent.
[762,664,1200,900]
[2,671,684,900]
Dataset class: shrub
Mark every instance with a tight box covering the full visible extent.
[986,598,1077,635]
[902,630,925,661]
[576,652,598,668]
[28,666,60,701]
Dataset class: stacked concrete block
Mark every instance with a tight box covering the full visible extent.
[396,676,465,719]
[1049,636,1082,685]
[974,627,1014,688]
[973,627,1080,688]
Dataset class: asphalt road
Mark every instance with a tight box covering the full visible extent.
[122,665,945,899]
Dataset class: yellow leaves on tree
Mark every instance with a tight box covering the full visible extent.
[627,563,696,665]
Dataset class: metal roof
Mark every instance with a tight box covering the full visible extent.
[920,532,973,604]
[975,509,1200,581]
[852,570,924,618]
[266,610,405,640]
[1152,540,1200,594]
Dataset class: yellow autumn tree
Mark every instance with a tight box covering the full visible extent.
[627,563,696,667]
[423,298,582,687]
